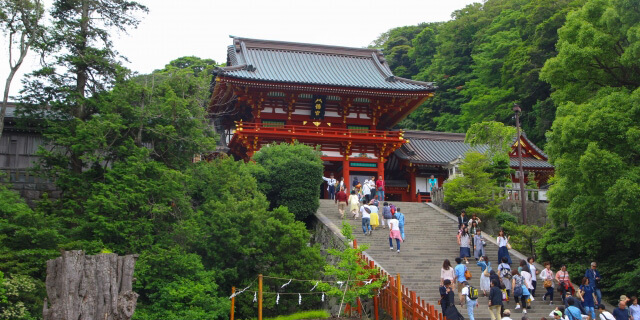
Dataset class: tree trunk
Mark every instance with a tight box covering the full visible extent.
[42,250,139,320]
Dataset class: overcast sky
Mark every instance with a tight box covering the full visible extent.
[1,0,480,97]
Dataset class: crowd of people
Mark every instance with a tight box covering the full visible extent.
[327,174,408,253]
[329,177,632,320]
[440,210,631,320]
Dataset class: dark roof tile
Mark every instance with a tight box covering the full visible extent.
[216,37,435,91]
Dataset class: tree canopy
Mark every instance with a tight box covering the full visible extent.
[537,0,640,301]
[374,0,584,147]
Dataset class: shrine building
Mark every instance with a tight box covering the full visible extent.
[208,37,553,202]
[208,36,435,190]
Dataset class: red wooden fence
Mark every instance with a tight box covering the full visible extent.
[354,239,444,320]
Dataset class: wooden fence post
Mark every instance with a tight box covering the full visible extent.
[230,286,235,320]
[258,274,263,320]
[411,291,417,320]
[397,274,403,320]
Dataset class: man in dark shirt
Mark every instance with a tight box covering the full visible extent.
[458,210,469,229]
[585,262,602,305]
[614,301,631,320]
[441,279,452,315]
[335,187,348,218]
[489,279,503,320]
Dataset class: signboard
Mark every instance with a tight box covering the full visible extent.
[310,95,326,119]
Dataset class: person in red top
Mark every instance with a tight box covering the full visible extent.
[335,187,348,219]
[376,175,385,201]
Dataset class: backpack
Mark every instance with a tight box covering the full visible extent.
[468,285,479,300]
[500,264,512,279]
[383,206,392,219]
[513,275,523,297]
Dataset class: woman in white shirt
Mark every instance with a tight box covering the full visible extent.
[528,257,539,298]
[388,215,403,253]
[540,261,555,305]
[497,230,512,265]
[441,259,456,290]
[348,190,360,219]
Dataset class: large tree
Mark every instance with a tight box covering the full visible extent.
[20,0,148,173]
[539,0,640,300]
[0,0,44,140]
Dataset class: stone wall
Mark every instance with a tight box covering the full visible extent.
[310,213,381,318]
[0,169,59,205]
[500,200,549,226]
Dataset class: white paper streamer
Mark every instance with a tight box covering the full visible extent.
[276,293,280,305]
[310,281,319,291]
[253,292,257,302]
[281,279,292,289]
[298,293,302,305]
[363,279,373,285]
[322,293,325,302]
[229,285,251,299]
[337,281,344,289]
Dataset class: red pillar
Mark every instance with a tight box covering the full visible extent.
[377,160,385,180]
[409,169,417,202]
[343,159,350,192]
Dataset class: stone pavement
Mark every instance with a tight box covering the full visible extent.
[317,199,578,320]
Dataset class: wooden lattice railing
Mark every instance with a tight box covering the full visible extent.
[353,239,444,320]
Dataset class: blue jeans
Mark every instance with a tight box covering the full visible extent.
[399,225,405,239]
[328,185,335,199]
[377,190,384,200]
[362,218,371,234]
[595,288,602,305]
[466,299,477,320]
[389,237,401,250]
[584,306,596,319]
[544,287,554,301]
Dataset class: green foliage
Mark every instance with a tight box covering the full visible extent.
[443,152,503,218]
[251,142,324,221]
[264,310,331,320]
[501,221,547,258]
[133,246,229,320]
[465,121,516,184]
[495,212,518,226]
[0,274,40,320]
[186,157,325,319]
[380,0,582,146]
[317,224,385,315]
[539,0,640,302]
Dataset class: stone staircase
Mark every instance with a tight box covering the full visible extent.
[317,199,564,320]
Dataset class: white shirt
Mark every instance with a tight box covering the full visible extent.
[363,181,371,195]
[529,263,538,276]
[369,204,379,214]
[461,286,471,302]
[322,177,337,190]
[497,236,508,247]
[521,271,533,289]
[361,206,370,219]
[600,311,615,320]
[389,218,400,231]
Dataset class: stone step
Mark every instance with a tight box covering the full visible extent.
[316,200,581,319]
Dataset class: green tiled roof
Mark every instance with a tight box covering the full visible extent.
[395,131,553,169]
[215,37,435,91]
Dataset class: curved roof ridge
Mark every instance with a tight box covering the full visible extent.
[232,36,382,58]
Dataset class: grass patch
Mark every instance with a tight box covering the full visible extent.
[263,309,330,320]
